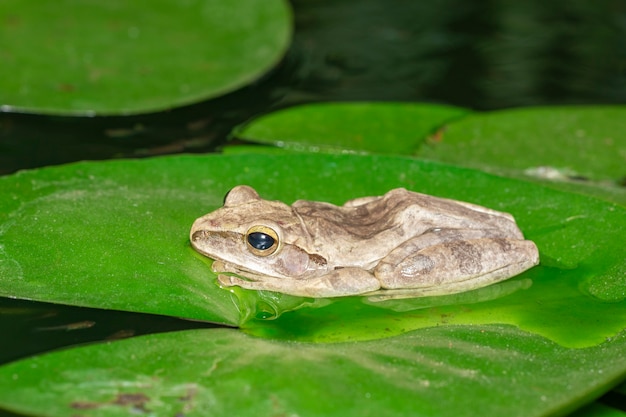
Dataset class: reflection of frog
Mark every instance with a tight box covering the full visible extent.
[190,185,539,298]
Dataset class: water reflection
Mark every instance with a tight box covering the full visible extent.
[286,0,626,107]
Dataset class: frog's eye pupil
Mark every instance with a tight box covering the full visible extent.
[247,232,275,251]
[245,226,279,256]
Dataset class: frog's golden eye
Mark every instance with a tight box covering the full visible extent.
[245,226,279,256]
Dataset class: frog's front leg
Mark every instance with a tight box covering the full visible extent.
[374,229,539,296]
[218,268,381,298]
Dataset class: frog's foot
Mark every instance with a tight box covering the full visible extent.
[217,274,250,288]
[211,260,227,273]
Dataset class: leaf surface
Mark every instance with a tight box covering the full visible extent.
[0,326,624,417]
[0,0,292,115]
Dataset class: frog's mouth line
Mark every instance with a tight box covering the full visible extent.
[211,259,284,282]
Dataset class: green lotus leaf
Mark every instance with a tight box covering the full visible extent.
[417,106,626,182]
[0,153,624,350]
[0,326,624,417]
[233,103,626,204]
[417,106,626,204]
[233,102,470,154]
[0,0,292,115]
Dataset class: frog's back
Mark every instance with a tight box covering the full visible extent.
[384,188,524,238]
[294,188,523,240]
[293,188,415,239]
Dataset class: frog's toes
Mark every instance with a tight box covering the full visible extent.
[217,274,238,287]
[211,260,226,273]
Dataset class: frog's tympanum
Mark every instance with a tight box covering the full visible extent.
[190,185,539,298]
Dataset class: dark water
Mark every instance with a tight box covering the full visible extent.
[0,1,625,409]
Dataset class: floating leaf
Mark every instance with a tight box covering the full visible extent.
[417,106,626,182]
[233,102,470,154]
[0,0,292,115]
[0,153,624,348]
[417,106,626,204]
[234,103,626,204]
[0,326,624,417]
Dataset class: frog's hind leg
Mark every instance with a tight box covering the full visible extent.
[374,229,539,296]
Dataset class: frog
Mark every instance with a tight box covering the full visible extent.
[190,185,540,298]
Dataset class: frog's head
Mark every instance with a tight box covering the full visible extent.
[190,185,328,280]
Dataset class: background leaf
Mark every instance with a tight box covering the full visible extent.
[417,106,626,204]
[0,326,624,417]
[417,106,626,182]
[0,0,292,115]
[233,102,469,154]
[234,103,626,204]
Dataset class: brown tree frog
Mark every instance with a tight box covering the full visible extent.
[190,185,539,298]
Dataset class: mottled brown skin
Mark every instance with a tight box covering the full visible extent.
[190,185,539,298]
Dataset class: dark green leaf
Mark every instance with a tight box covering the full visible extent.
[417,106,626,182]
[416,106,626,204]
[234,102,469,154]
[0,326,624,417]
[0,0,292,115]
[234,103,626,204]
